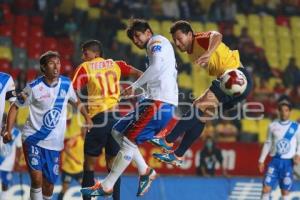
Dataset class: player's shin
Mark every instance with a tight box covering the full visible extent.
[101,137,136,190]
[174,121,205,157]
[261,193,270,200]
[166,106,204,143]
[133,147,149,175]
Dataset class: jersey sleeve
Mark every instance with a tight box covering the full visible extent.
[115,60,132,76]
[68,85,78,103]
[296,124,300,156]
[131,39,163,89]
[72,65,88,91]
[194,31,212,50]
[15,84,33,107]
[258,124,273,163]
[5,76,16,102]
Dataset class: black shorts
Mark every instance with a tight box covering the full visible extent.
[210,67,253,110]
[84,112,120,157]
[61,170,83,184]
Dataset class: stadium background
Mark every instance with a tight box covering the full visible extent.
[1,0,300,199]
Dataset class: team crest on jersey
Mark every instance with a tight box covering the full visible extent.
[276,138,291,155]
[31,157,39,166]
[43,108,61,129]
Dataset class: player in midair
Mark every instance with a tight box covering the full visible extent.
[259,99,300,200]
[3,51,93,200]
[151,20,253,166]
[81,18,178,198]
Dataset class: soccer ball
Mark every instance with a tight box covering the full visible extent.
[220,69,247,96]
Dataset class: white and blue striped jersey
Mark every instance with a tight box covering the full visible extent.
[131,35,178,106]
[0,127,22,171]
[0,72,16,129]
[259,120,300,163]
[15,76,77,151]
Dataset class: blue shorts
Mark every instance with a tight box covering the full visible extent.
[113,99,176,145]
[210,67,253,110]
[263,158,294,191]
[23,143,60,184]
[0,171,13,187]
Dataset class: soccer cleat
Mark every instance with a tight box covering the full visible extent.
[149,137,174,152]
[137,168,157,196]
[80,181,113,197]
[152,152,183,167]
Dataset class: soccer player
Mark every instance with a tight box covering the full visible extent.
[258,100,300,200]
[57,125,86,200]
[151,20,253,166]
[0,114,22,200]
[80,19,178,197]
[72,40,142,200]
[3,51,93,200]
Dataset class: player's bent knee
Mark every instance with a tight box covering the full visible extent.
[111,129,122,145]
[262,185,272,193]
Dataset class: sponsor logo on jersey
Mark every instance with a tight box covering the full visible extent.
[276,139,291,155]
[43,108,61,129]
[151,45,162,53]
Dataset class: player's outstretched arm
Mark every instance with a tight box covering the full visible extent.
[3,103,19,143]
[116,60,143,78]
[195,31,222,67]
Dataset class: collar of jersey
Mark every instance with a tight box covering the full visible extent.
[42,76,60,88]
[279,120,291,125]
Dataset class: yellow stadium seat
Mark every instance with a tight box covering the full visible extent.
[88,7,101,19]
[277,26,290,39]
[178,72,192,90]
[241,119,259,134]
[74,0,89,11]
[268,77,282,89]
[290,109,300,121]
[248,14,261,29]
[290,16,300,31]
[190,21,204,32]
[262,15,275,30]
[59,0,74,15]
[0,46,12,61]
[233,24,242,36]
[148,19,161,34]
[16,107,29,126]
[204,22,218,31]
[235,14,247,27]
[258,118,271,143]
[161,20,173,40]
[116,30,131,45]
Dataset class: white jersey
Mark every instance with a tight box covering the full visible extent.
[0,72,16,129]
[15,76,77,151]
[259,120,300,163]
[131,35,178,106]
[0,127,21,171]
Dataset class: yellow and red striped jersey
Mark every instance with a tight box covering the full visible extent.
[72,57,133,117]
[188,32,241,77]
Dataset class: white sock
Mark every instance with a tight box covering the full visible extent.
[1,190,9,200]
[30,187,43,200]
[43,195,52,200]
[101,137,136,190]
[282,195,289,200]
[133,148,149,175]
[111,129,122,145]
[261,193,270,200]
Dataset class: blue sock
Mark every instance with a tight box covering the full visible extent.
[112,177,121,200]
[174,121,205,157]
[166,106,204,143]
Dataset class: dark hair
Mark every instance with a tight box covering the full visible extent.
[39,51,60,72]
[81,40,103,57]
[278,99,292,110]
[126,19,153,40]
[170,20,193,35]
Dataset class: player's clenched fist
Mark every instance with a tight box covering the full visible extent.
[2,131,12,143]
